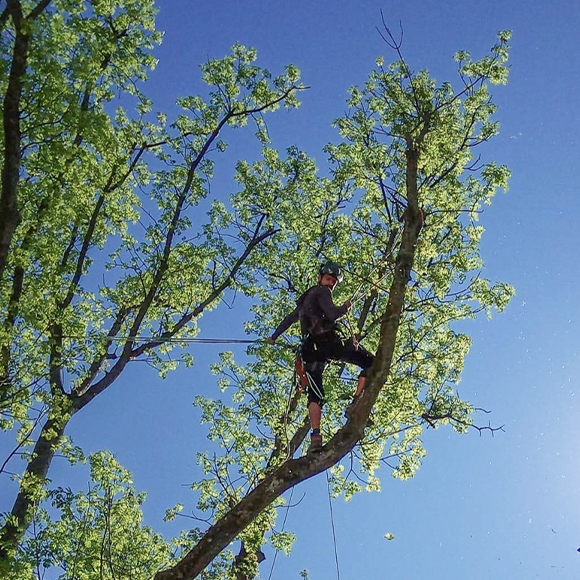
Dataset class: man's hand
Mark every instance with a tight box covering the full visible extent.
[344,300,352,310]
[267,337,276,345]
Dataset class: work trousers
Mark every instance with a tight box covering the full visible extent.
[301,331,374,407]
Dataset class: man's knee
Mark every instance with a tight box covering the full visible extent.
[307,391,325,407]
[358,354,374,378]
[304,361,325,407]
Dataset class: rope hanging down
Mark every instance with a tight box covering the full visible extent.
[267,486,295,580]
[326,470,341,580]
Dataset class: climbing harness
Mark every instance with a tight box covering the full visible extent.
[294,352,309,393]
[293,348,325,403]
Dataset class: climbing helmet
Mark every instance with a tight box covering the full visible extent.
[318,261,343,283]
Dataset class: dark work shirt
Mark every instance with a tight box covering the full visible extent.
[271,285,348,340]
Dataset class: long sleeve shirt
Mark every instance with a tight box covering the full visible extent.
[271,285,348,340]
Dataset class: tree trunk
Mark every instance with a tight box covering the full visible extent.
[0,416,68,559]
[0,12,28,283]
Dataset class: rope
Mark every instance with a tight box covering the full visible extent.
[344,310,359,350]
[282,368,298,460]
[326,470,341,580]
[267,473,341,580]
[63,335,260,345]
[267,485,295,580]
[348,260,385,304]
[305,369,325,402]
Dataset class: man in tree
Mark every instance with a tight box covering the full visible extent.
[268,261,374,454]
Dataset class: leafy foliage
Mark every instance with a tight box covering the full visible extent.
[10,452,172,580]
[0,0,306,568]
[180,30,514,574]
[0,2,512,578]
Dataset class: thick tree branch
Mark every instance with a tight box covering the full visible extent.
[0,415,69,560]
[60,193,105,311]
[0,0,27,283]
[26,0,51,21]
[0,263,23,378]
[72,307,129,396]
[153,142,425,580]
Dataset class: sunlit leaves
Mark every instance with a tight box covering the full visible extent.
[188,31,512,574]
[0,0,312,569]
[1,7,513,577]
[12,452,173,580]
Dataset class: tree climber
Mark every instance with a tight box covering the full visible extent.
[268,261,374,454]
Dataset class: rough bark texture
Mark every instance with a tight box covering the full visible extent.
[154,143,424,580]
[0,416,67,559]
[0,2,28,283]
[0,0,52,281]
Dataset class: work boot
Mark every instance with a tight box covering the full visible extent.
[307,432,323,455]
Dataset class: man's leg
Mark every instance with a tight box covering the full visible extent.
[354,375,366,397]
[303,359,325,454]
[308,401,322,431]
[307,400,323,454]
[334,340,374,417]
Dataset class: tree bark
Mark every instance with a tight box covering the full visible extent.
[0,2,28,283]
[0,0,53,283]
[0,415,68,559]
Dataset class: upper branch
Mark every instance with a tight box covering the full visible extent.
[26,0,51,21]
[130,223,278,358]
[0,0,53,282]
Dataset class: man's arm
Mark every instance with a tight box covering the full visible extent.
[269,307,299,342]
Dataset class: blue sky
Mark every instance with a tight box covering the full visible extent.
[3,0,580,578]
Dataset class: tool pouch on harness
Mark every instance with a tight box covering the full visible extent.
[294,353,309,393]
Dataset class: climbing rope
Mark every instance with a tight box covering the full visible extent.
[344,309,359,350]
[65,335,260,345]
[266,474,341,580]
[348,259,388,304]
[281,367,299,460]
[267,485,295,580]
[326,470,341,580]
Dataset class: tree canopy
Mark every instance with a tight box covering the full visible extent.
[0,2,512,579]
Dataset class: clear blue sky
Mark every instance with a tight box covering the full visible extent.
[3,0,580,578]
